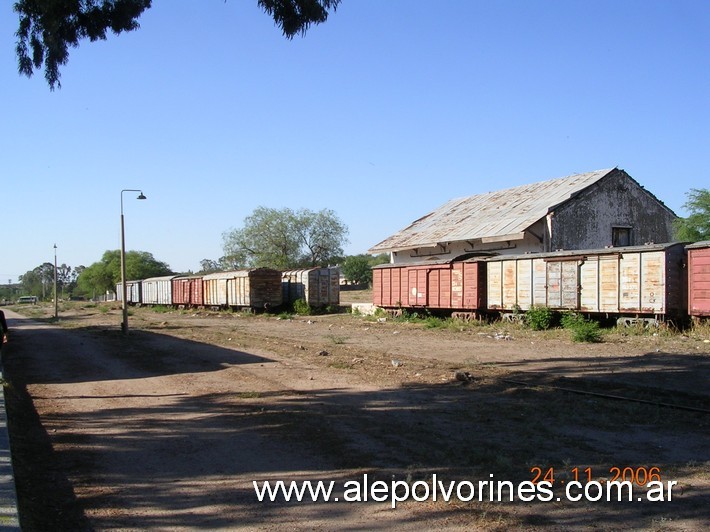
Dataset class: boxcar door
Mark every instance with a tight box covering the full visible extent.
[547,261,580,309]
[407,269,428,306]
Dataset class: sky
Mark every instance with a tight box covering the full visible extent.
[1,0,708,282]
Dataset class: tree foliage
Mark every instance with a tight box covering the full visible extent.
[14,0,341,90]
[17,261,79,299]
[674,188,710,242]
[76,250,172,296]
[222,206,348,270]
[341,253,389,285]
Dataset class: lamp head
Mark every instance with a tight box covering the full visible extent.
[137,192,147,200]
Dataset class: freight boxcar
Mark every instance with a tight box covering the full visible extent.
[281,267,340,307]
[687,241,710,319]
[372,257,487,317]
[172,276,204,308]
[116,280,143,305]
[203,269,282,310]
[485,242,687,323]
[141,275,176,306]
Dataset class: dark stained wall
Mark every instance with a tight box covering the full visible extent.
[549,169,676,251]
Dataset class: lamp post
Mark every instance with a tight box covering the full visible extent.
[120,189,147,334]
[53,244,58,319]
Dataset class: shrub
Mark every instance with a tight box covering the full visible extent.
[570,319,602,343]
[293,298,312,316]
[561,312,586,329]
[525,305,556,330]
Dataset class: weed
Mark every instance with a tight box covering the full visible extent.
[328,361,352,370]
[293,299,312,316]
[560,312,586,329]
[525,305,557,330]
[238,391,261,399]
[326,335,348,345]
[570,320,602,343]
[97,305,110,314]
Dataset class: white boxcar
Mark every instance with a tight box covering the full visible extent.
[485,243,686,317]
[203,272,232,307]
[141,275,177,305]
[282,267,340,307]
[116,280,143,305]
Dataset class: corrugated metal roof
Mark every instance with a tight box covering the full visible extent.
[369,168,614,253]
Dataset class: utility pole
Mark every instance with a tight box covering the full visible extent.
[54,244,58,319]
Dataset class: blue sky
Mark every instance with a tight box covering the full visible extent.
[1,0,708,282]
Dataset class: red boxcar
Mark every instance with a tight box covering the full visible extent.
[687,241,710,318]
[172,276,204,308]
[372,258,486,313]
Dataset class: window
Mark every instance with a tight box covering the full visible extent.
[612,227,631,247]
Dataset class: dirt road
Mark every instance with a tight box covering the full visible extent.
[2,305,709,530]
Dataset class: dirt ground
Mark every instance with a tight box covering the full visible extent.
[1,296,709,531]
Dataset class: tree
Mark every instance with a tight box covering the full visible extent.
[341,253,389,285]
[674,188,710,242]
[14,0,341,90]
[76,250,172,297]
[222,206,348,270]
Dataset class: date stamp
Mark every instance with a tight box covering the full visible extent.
[530,466,663,486]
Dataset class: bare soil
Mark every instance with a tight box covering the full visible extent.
[2,297,709,531]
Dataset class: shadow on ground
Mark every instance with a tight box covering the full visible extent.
[2,313,708,530]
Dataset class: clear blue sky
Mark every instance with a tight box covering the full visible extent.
[1,0,708,282]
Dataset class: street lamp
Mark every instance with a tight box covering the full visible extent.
[53,244,58,319]
[120,189,147,334]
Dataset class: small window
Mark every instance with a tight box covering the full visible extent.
[612,227,631,247]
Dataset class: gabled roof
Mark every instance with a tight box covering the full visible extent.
[369,168,615,253]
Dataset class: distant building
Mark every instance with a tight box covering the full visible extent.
[368,168,677,264]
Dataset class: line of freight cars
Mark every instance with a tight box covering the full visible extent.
[372,242,710,324]
[117,267,340,311]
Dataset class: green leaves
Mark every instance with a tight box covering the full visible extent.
[222,206,348,269]
[674,188,710,242]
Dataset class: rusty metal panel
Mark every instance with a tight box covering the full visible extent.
[487,261,503,309]
[372,268,383,306]
[464,262,486,309]
[619,253,641,311]
[451,263,464,308]
[427,268,452,308]
[408,269,427,306]
[688,243,710,316]
[190,277,204,306]
[172,277,190,306]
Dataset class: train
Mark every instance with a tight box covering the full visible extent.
[372,241,710,325]
[116,267,340,311]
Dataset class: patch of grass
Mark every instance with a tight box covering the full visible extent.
[97,305,110,314]
[328,361,352,370]
[325,334,348,345]
[237,391,261,399]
